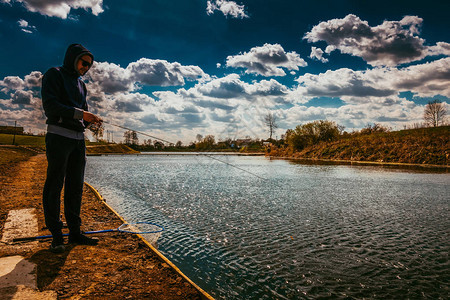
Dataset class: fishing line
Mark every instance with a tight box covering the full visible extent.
[103,121,268,180]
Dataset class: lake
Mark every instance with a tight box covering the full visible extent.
[85,154,449,299]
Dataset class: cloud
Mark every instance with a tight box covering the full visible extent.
[84,57,448,140]
[226,43,307,76]
[0,76,25,92]
[190,74,288,100]
[11,89,33,105]
[427,42,450,57]
[111,92,155,113]
[17,18,36,33]
[296,68,396,99]
[0,71,45,133]
[304,14,449,66]
[127,58,208,87]
[387,57,450,97]
[248,79,288,96]
[293,57,450,103]
[196,74,246,99]
[81,58,210,131]
[206,0,248,19]
[139,74,292,138]
[6,0,104,19]
[87,62,134,94]
[209,112,235,123]
[281,97,425,131]
[309,47,328,63]
[0,108,46,129]
[24,71,42,87]
[85,58,209,112]
[0,55,447,143]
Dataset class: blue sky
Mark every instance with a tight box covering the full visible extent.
[0,0,449,143]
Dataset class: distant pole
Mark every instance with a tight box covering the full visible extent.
[12,121,16,145]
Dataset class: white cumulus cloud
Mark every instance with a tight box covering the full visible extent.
[293,57,450,103]
[86,58,208,97]
[0,76,25,93]
[226,43,307,76]
[17,19,36,33]
[309,47,328,63]
[127,58,208,87]
[7,0,104,19]
[87,62,134,94]
[206,0,248,19]
[304,14,449,66]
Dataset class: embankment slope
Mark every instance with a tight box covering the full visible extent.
[268,126,449,166]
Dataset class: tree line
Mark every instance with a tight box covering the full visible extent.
[88,99,447,151]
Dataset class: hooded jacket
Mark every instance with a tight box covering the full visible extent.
[41,44,94,133]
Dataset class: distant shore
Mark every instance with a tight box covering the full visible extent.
[266,155,449,171]
[267,126,449,167]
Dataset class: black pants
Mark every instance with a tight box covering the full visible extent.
[43,133,86,237]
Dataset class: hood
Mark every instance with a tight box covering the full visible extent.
[62,44,94,76]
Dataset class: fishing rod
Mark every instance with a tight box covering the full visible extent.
[102,121,268,180]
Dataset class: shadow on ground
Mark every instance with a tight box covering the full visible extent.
[28,244,74,290]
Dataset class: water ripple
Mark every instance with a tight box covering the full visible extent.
[85,155,450,299]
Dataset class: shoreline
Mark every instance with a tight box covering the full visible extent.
[84,182,214,300]
[85,147,448,170]
[88,151,265,156]
[266,155,449,170]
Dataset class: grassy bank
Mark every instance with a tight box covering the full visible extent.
[0,133,138,154]
[0,133,45,146]
[268,126,449,166]
[86,143,139,154]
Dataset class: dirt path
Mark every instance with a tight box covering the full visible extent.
[0,149,203,299]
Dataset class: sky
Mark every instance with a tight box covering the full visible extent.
[0,0,449,143]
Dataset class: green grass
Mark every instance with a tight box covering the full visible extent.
[0,133,45,146]
[0,134,137,154]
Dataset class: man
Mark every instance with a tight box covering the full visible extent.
[41,44,102,253]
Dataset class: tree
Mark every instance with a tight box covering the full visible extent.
[154,140,164,150]
[424,100,447,127]
[285,120,341,151]
[123,130,138,145]
[264,112,278,140]
[131,131,138,145]
[195,135,215,150]
[88,123,104,142]
[123,130,132,145]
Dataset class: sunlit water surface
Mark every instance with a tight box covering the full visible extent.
[85,154,449,299]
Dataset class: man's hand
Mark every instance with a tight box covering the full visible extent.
[83,111,103,125]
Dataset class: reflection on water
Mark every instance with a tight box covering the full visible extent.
[85,155,449,299]
[285,157,449,173]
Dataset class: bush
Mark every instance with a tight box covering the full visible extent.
[285,120,341,151]
[359,123,390,135]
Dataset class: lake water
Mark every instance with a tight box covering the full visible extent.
[85,154,449,299]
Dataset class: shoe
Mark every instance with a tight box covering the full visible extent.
[68,233,99,245]
[50,236,65,253]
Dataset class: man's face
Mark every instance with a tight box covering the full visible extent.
[76,54,93,76]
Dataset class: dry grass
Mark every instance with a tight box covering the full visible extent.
[269,126,449,166]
